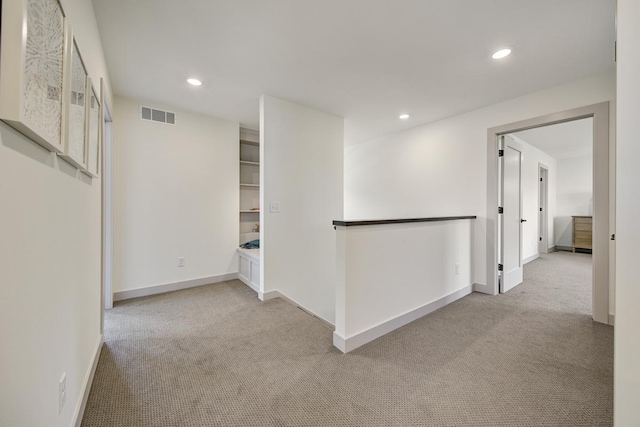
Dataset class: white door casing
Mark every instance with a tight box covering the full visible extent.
[485,102,610,324]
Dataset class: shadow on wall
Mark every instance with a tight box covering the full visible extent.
[1,121,95,186]
[554,193,593,248]
[555,217,573,247]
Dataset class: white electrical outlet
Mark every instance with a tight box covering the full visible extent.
[455,263,460,275]
[59,373,66,414]
[177,257,186,267]
[269,202,280,213]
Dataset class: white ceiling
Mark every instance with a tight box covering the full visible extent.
[512,118,593,159]
[91,0,615,146]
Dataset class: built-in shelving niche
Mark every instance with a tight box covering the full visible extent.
[239,128,260,245]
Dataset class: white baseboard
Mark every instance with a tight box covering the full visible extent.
[609,314,615,326]
[259,290,335,328]
[556,245,573,252]
[548,245,557,252]
[333,285,473,353]
[259,290,283,301]
[72,334,103,427]
[523,253,539,265]
[113,273,238,301]
[473,282,491,294]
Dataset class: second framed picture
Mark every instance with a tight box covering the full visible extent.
[84,81,101,177]
[59,30,88,170]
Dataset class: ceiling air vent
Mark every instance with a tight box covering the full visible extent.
[140,106,176,125]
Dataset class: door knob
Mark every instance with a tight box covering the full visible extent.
[521,219,527,223]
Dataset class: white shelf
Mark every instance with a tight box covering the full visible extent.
[240,127,262,247]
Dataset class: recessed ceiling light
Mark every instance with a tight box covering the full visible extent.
[187,78,202,86]
[399,114,410,120]
[491,48,512,59]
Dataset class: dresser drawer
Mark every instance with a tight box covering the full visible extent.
[575,223,592,232]
[574,230,592,240]
[574,217,592,225]
[574,239,592,249]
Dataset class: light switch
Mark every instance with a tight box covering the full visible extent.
[270,202,280,213]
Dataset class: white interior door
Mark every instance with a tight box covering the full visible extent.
[538,166,549,254]
[501,138,524,293]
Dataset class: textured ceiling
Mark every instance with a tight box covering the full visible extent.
[92,0,615,145]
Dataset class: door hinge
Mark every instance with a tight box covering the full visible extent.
[498,207,504,214]
[498,264,503,271]
[611,234,616,241]
[539,237,542,241]
[498,149,504,157]
[540,207,542,212]
[540,177,543,182]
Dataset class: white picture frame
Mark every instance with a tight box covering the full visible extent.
[0,0,69,152]
[83,79,101,177]
[59,32,89,170]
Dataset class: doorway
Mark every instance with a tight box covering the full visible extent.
[538,166,549,255]
[486,102,611,324]
[101,79,114,336]
[498,119,593,294]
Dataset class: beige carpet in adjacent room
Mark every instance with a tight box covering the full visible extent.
[82,252,612,426]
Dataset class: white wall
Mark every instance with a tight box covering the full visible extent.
[555,154,593,248]
[334,220,473,352]
[260,95,344,324]
[507,135,557,260]
[0,0,110,425]
[113,97,239,294]
[345,70,615,288]
[614,0,640,424]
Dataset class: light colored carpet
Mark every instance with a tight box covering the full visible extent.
[82,252,612,426]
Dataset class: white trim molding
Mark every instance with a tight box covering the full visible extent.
[73,334,103,427]
[333,285,473,353]
[259,290,284,301]
[113,273,238,301]
[523,254,540,265]
[473,283,489,293]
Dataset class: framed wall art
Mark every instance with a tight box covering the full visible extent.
[0,0,69,152]
[60,34,89,170]
[84,80,100,177]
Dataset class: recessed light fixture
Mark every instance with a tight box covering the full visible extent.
[491,48,512,59]
[187,78,202,86]
[399,114,410,120]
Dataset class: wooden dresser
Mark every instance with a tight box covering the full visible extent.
[572,216,592,252]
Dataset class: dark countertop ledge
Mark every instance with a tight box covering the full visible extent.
[333,216,477,227]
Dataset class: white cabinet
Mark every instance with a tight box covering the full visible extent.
[237,248,260,292]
